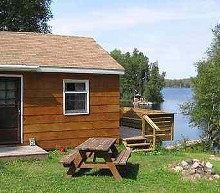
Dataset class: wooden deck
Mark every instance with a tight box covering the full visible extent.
[0,145,48,161]
[120,107,174,152]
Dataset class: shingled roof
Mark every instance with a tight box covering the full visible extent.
[0,32,124,74]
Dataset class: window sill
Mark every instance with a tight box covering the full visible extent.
[64,112,89,116]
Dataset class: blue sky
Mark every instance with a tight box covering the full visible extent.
[50,0,220,79]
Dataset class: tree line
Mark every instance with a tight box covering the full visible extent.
[165,78,192,88]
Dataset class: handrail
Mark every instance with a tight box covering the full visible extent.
[143,115,161,131]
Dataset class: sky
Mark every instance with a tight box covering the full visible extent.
[50,0,220,79]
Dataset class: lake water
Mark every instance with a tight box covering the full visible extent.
[160,88,200,144]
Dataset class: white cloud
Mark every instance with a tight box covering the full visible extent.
[50,0,220,78]
[51,0,220,35]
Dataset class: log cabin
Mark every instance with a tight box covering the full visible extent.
[0,32,124,150]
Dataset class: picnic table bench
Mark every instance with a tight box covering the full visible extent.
[60,138,131,180]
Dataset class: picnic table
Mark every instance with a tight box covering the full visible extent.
[60,138,131,180]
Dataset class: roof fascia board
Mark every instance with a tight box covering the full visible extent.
[38,66,124,75]
[0,65,124,75]
[0,65,39,71]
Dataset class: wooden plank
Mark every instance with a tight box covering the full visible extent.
[31,138,89,149]
[90,92,120,97]
[114,150,131,165]
[24,96,119,107]
[24,89,62,98]
[90,105,119,113]
[24,97,62,107]
[24,121,119,133]
[24,105,119,115]
[77,138,116,151]
[60,149,79,165]
[24,112,119,124]
[90,96,119,105]
[28,136,119,150]
[24,106,63,115]
[24,128,120,141]
[25,90,119,98]
[143,115,160,131]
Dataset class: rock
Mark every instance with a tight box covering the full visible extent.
[192,162,200,169]
[188,169,196,175]
[209,177,214,181]
[170,159,219,181]
[185,159,193,165]
[193,173,201,180]
[181,161,189,169]
[196,168,205,175]
[174,166,183,172]
[213,174,220,179]
[205,162,213,169]
[182,170,191,176]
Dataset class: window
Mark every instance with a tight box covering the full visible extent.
[63,80,89,115]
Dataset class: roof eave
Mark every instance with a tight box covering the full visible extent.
[0,65,124,75]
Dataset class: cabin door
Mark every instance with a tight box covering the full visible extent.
[0,77,21,144]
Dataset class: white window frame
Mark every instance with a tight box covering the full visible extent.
[63,79,89,115]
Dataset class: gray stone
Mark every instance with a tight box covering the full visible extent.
[206,168,215,175]
[205,162,213,169]
[193,174,201,180]
[189,169,196,175]
[174,166,183,172]
[213,174,220,179]
[181,161,189,170]
[192,162,200,169]
[182,170,191,176]
[185,159,193,165]
[193,159,200,162]
[209,177,214,181]
[196,168,205,175]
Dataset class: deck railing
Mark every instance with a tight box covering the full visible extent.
[142,115,161,150]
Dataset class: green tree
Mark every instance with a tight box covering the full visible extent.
[181,24,220,152]
[111,49,165,103]
[144,62,165,103]
[0,0,53,33]
[111,48,149,100]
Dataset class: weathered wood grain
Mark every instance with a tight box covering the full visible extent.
[17,72,120,149]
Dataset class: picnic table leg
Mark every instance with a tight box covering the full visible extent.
[110,144,119,158]
[102,152,122,180]
[77,151,90,169]
[66,151,89,178]
[66,164,76,179]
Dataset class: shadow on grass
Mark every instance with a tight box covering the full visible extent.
[74,163,139,180]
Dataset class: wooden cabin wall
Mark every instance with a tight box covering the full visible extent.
[1,72,120,149]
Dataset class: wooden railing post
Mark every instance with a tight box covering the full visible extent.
[152,128,156,150]
[141,117,145,137]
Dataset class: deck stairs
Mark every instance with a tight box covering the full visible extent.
[122,136,153,152]
[122,113,174,152]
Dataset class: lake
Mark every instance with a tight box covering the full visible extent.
[160,88,200,144]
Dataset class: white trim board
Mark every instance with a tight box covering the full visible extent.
[0,74,23,144]
[63,79,90,116]
[0,65,124,75]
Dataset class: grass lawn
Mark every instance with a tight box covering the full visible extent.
[0,149,220,193]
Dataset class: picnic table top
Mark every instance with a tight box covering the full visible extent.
[76,138,117,152]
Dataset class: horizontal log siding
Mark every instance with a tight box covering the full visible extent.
[1,72,120,149]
